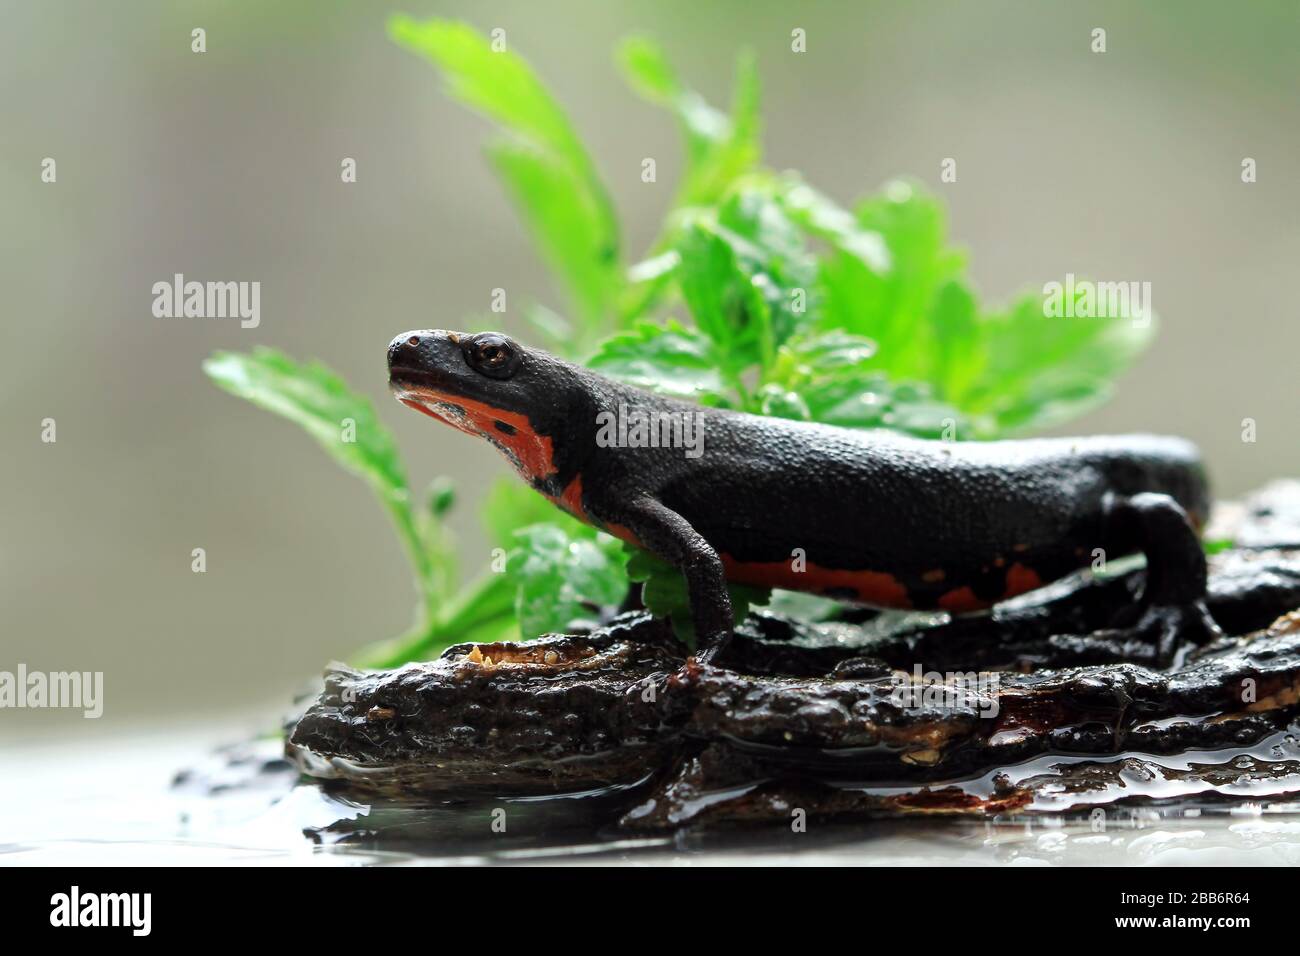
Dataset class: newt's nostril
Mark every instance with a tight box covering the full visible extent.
[387,332,426,368]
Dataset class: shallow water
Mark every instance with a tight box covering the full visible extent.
[4,722,1299,866]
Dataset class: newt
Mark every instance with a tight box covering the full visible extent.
[387,329,1221,664]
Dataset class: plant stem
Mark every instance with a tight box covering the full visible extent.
[352,569,517,669]
[382,490,441,626]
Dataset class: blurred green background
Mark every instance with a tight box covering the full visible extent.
[3,0,1297,734]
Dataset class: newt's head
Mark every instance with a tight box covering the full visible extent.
[387,329,589,487]
[389,329,525,411]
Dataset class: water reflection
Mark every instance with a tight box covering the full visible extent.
[3,729,1299,866]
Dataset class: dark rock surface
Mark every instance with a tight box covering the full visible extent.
[287,481,1300,828]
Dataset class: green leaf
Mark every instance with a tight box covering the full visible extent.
[674,222,755,350]
[487,141,621,339]
[774,330,878,375]
[660,185,822,370]
[693,51,761,207]
[758,331,966,437]
[390,17,605,202]
[817,249,891,358]
[881,390,970,439]
[810,179,1154,437]
[815,181,961,374]
[203,348,439,618]
[618,37,761,208]
[425,476,456,519]
[587,318,729,402]
[611,41,760,325]
[509,524,629,637]
[625,546,767,650]
[673,203,817,386]
[617,36,681,102]
[802,371,967,437]
[481,477,590,550]
[761,589,844,623]
[204,348,406,496]
[951,291,1158,436]
[770,175,889,274]
[1203,537,1234,556]
[484,481,634,640]
[715,186,819,348]
[926,278,982,404]
[757,383,811,420]
[391,16,620,342]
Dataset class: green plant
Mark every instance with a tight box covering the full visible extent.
[204,17,1157,662]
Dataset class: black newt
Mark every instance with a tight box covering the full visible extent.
[388,329,1220,664]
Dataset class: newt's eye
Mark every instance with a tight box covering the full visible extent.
[464,333,521,380]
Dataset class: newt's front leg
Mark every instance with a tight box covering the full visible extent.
[620,496,734,662]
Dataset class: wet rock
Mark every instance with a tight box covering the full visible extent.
[288,618,685,795]
[286,482,1300,828]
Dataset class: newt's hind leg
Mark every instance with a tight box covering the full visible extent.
[1051,492,1221,666]
[1113,492,1210,609]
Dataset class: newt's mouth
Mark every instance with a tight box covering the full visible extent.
[391,377,476,434]
[389,364,461,414]
[388,364,448,391]
[391,374,559,483]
